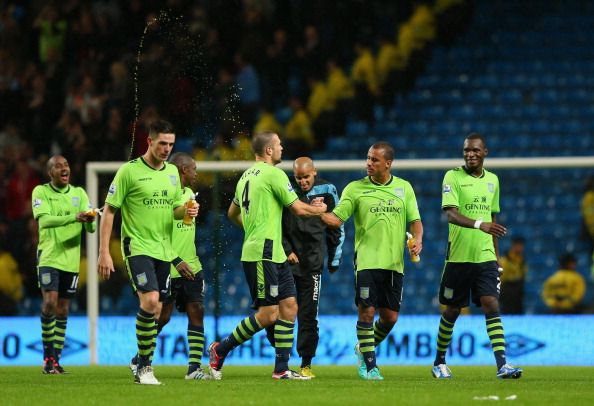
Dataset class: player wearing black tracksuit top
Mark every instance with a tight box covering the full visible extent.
[282,176,345,369]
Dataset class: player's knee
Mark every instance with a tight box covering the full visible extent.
[257,308,279,327]
[444,306,461,320]
[42,298,58,314]
[140,296,160,313]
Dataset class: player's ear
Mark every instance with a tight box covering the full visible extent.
[484,148,488,157]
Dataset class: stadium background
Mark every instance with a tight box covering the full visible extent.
[1,0,593,365]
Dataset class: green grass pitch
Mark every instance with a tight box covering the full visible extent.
[1,365,592,405]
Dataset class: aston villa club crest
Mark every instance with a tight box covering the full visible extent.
[72,196,80,206]
[169,175,178,186]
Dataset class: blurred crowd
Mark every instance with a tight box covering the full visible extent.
[0,0,473,314]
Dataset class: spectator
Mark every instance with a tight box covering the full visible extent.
[542,253,586,314]
[351,41,379,123]
[285,97,314,157]
[499,236,528,314]
[580,175,594,254]
[234,52,261,132]
[0,225,23,315]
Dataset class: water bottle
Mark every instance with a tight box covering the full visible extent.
[183,194,197,225]
[406,232,420,263]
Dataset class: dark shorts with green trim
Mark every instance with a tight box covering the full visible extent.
[38,266,79,299]
[438,261,500,307]
[164,272,205,312]
[355,269,403,311]
[242,261,296,309]
[126,255,171,301]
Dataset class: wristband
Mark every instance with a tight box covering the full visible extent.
[474,219,483,229]
[172,257,183,267]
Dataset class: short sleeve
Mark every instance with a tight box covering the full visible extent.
[105,165,129,208]
[405,181,421,222]
[333,183,355,222]
[31,186,49,219]
[491,175,500,213]
[271,169,298,207]
[441,170,458,209]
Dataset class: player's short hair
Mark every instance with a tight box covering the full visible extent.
[169,152,194,168]
[149,119,175,139]
[371,141,394,161]
[252,131,277,156]
[466,132,486,147]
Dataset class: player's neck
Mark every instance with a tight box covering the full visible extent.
[255,156,275,166]
[371,173,392,185]
[142,152,165,170]
[50,182,68,191]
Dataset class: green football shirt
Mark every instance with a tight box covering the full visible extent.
[170,187,202,278]
[333,175,421,273]
[233,161,298,262]
[105,157,184,262]
[32,183,93,273]
[441,166,500,263]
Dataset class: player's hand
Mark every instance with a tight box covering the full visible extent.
[76,211,96,223]
[480,222,507,237]
[176,261,195,280]
[186,202,199,218]
[287,252,299,264]
[97,251,115,280]
[310,197,327,213]
[409,239,423,257]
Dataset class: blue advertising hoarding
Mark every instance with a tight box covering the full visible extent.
[1,315,593,366]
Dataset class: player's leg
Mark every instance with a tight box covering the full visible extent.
[182,273,209,380]
[295,273,321,377]
[208,261,272,379]
[374,271,403,348]
[52,270,79,373]
[127,256,163,385]
[475,262,522,379]
[271,262,309,380]
[432,263,469,378]
[355,269,383,380]
[39,267,59,374]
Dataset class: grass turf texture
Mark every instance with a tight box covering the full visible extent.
[1,366,592,405]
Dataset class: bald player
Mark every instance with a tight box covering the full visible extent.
[32,155,97,374]
[279,157,344,378]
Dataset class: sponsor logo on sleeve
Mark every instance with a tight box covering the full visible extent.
[33,199,42,208]
[287,182,294,193]
[108,184,116,195]
[443,184,451,193]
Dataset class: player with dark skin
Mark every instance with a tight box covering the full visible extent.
[41,156,95,341]
[441,137,506,323]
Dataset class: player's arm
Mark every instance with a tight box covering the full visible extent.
[443,207,507,237]
[491,213,502,265]
[320,212,343,229]
[408,219,424,256]
[97,204,117,280]
[288,199,327,217]
[282,208,299,264]
[227,201,243,227]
